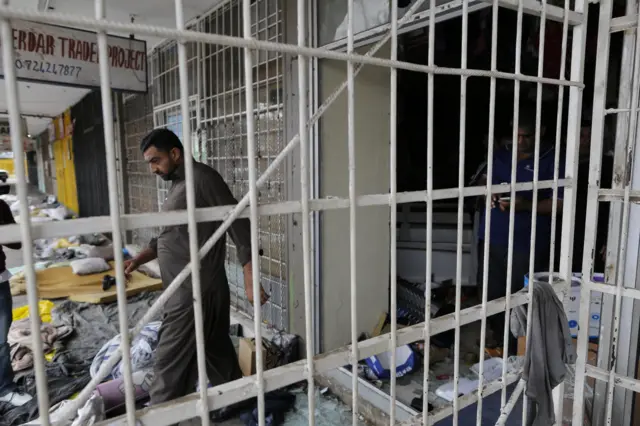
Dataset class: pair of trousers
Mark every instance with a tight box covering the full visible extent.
[477,243,549,354]
[0,280,15,396]
[149,278,242,405]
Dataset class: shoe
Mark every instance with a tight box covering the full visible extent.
[0,390,33,406]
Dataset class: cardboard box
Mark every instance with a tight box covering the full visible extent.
[238,338,260,376]
[238,337,281,376]
[524,273,603,339]
[372,312,409,337]
[517,337,597,363]
[566,276,603,339]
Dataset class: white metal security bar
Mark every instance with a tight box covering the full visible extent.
[572,0,640,424]
[0,0,595,425]
[95,1,137,424]
[0,180,569,244]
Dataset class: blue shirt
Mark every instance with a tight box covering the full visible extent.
[477,145,564,252]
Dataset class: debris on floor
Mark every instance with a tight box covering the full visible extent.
[213,387,367,426]
[363,281,527,423]
[0,290,313,426]
[0,292,161,426]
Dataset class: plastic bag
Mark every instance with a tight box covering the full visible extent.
[12,300,55,323]
[43,206,72,221]
[365,345,415,379]
[70,258,110,276]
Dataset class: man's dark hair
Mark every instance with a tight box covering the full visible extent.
[511,107,541,135]
[140,128,184,154]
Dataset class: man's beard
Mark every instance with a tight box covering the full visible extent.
[156,164,178,181]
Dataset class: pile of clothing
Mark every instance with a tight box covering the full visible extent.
[8,318,73,372]
[0,194,70,224]
[0,292,161,426]
[1,289,302,426]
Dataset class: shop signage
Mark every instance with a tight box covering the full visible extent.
[0,117,33,152]
[0,20,148,93]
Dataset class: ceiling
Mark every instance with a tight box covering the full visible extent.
[1,0,221,136]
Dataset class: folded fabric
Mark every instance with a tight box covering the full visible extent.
[8,318,73,372]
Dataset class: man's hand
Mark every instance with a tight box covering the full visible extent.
[124,259,138,279]
[243,262,269,306]
[491,195,531,212]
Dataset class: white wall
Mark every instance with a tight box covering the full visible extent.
[319,42,391,351]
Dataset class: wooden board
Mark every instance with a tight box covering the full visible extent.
[36,262,162,303]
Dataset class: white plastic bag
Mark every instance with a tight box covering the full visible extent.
[365,345,415,379]
[70,258,110,276]
[43,205,71,221]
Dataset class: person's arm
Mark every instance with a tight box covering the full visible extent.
[199,169,268,305]
[537,198,563,214]
[498,150,564,214]
[124,240,158,276]
[0,200,21,250]
[497,195,563,214]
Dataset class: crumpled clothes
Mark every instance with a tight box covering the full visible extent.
[8,318,73,372]
[0,363,91,426]
[90,321,161,380]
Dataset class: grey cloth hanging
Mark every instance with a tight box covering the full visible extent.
[515,280,576,426]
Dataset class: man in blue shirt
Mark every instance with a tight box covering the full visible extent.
[476,110,563,353]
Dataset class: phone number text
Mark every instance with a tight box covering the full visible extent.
[15,59,82,78]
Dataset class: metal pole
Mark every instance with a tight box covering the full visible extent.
[389,0,399,424]
[95,0,136,424]
[477,0,500,418]
[453,0,469,420]
[0,4,50,425]
[346,0,359,424]
[501,0,524,408]
[522,0,548,422]
[421,0,437,421]
[547,0,571,418]
[495,380,526,426]
[242,1,266,425]
[603,3,640,422]
[297,0,316,424]
[174,1,212,424]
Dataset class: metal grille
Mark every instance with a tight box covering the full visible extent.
[123,2,288,329]
[572,0,640,424]
[199,0,287,329]
[0,0,614,425]
[123,90,158,246]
